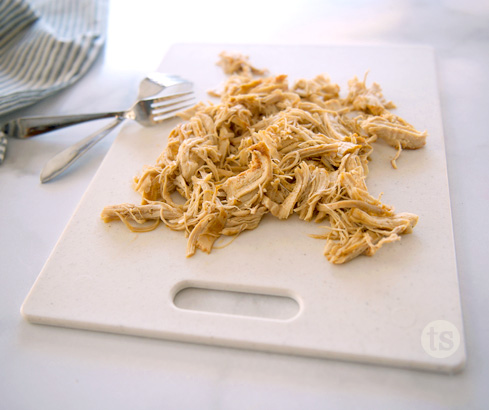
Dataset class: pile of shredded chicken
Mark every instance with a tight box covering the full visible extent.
[101,52,427,264]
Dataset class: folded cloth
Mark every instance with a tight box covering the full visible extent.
[0,0,108,164]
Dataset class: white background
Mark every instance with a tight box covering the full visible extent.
[1,0,488,408]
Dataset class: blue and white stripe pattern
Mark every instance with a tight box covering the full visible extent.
[0,131,6,161]
[0,0,108,163]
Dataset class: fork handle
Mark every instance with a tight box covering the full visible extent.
[40,117,125,183]
[3,111,124,139]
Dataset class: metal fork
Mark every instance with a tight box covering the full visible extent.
[38,90,194,183]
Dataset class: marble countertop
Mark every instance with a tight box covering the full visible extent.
[1,0,488,408]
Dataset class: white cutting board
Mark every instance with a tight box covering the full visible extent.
[22,44,465,373]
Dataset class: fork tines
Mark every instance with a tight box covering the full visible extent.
[151,91,195,122]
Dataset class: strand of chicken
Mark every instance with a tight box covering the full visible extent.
[101,52,427,264]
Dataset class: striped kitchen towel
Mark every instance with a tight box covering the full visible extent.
[0,0,108,164]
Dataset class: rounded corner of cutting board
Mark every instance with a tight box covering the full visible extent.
[20,298,36,323]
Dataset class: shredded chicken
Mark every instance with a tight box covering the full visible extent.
[216,51,268,76]
[101,52,427,264]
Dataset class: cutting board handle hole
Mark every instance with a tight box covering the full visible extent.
[173,286,300,321]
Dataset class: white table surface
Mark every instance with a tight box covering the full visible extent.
[1,0,488,408]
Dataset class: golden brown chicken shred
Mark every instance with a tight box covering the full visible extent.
[101,52,426,264]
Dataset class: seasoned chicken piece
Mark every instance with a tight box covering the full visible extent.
[176,137,206,181]
[220,142,272,202]
[349,208,418,234]
[295,167,338,221]
[361,113,427,149]
[220,206,267,235]
[346,75,396,115]
[263,162,311,219]
[217,51,268,76]
[324,229,401,264]
[292,74,340,102]
[279,142,361,171]
[187,208,227,256]
[317,199,392,216]
[101,203,161,223]
[323,208,418,264]
[101,203,183,232]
